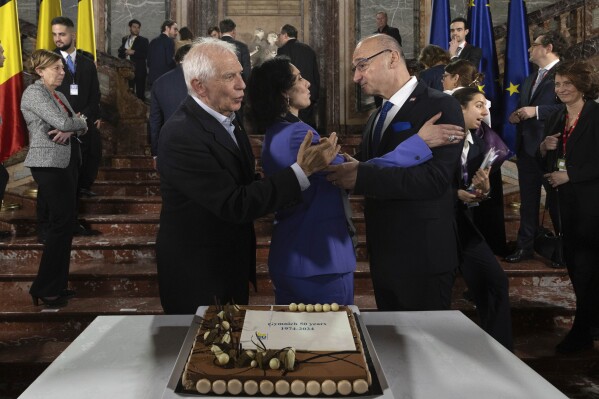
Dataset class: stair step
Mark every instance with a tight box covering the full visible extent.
[96,167,160,181]
[79,196,162,213]
[0,235,156,262]
[89,180,160,196]
[0,296,163,315]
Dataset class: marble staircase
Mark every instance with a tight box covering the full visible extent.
[0,139,597,398]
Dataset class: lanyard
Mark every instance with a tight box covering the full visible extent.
[562,111,580,155]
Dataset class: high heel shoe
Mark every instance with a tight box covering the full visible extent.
[31,295,68,308]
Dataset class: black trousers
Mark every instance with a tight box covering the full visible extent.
[458,210,513,350]
[372,270,455,311]
[77,126,102,191]
[0,163,8,202]
[129,69,147,100]
[29,148,78,297]
[516,152,559,250]
[560,186,599,335]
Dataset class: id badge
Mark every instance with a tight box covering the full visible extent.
[70,84,79,95]
[557,158,567,171]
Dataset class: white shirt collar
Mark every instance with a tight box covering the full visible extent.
[377,76,419,133]
[191,95,236,127]
[60,48,77,62]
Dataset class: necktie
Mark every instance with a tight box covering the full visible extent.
[456,46,463,57]
[66,55,75,75]
[531,68,547,94]
[461,139,470,185]
[372,101,394,155]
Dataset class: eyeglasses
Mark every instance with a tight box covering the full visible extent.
[351,49,392,73]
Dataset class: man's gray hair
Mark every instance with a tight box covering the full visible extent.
[358,34,405,60]
[183,37,238,94]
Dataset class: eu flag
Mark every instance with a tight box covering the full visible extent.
[467,0,502,129]
[430,0,450,48]
[501,0,531,151]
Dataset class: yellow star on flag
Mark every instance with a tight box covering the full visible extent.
[478,84,485,93]
[469,0,475,7]
[505,82,520,96]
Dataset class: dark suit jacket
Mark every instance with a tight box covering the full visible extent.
[515,64,564,157]
[277,39,320,103]
[156,96,303,314]
[118,34,148,79]
[149,65,187,156]
[53,49,100,127]
[419,64,445,92]
[147,33,176,84]
[375,25,402,46]
[457,43,482,67]
[354,82,463,279]
[221,35,252,82]
[543,100,599,217]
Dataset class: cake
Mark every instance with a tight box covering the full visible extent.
[180,304,373,396]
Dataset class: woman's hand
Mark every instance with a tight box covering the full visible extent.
[457,189,480,204]
[540,133,560,156]
[48,129,74,145]
[342,153,358,163]
[471,168,491,194]
[544,171,569,188]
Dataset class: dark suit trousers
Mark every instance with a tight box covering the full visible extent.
[372,270,454,311]
[0,164,8,202]
[560,186,599,333]
[78,125,102,191]
[29,149,78,297]
[458,212,513,350]
[130,69,147,100]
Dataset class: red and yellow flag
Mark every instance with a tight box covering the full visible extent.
[0,0,27,162]
[36,0,63,50]
[77,0,96,60]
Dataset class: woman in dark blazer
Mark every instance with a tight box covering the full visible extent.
[418,44,450,92]
[21,50,87,307]
[247,57,355,305]
[452,88,513,350]
[540,60,599,353]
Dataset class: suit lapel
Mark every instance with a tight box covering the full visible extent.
[565,101,594,155]
[362,110,377,159]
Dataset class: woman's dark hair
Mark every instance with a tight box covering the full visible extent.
[247,57,295,133]
[452,87,485,108]
[555,60,599,100]
[207,26,220,36]
[445,59,484,88]
[179,27,194,41]
[418,45,450,68]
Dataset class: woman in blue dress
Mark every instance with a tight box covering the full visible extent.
[246,57,356,305]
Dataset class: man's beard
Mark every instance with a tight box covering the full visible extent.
[57,42,72,51]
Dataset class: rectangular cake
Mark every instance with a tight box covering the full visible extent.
[180,304,372,396]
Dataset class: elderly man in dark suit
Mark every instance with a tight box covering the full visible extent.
[449,17,482,67]
[147,19,178,86]
[148,44,191,169]
[51,17,101,236]
[156,38,339,314]
[118,19,149,100]
[505,31,567,264]
[374,11,402,46]
[326,34,465,311]
[276,24,320,128]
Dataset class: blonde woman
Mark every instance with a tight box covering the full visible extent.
[21,50,87,307]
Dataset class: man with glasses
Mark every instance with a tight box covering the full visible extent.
[505,31,567,264]
[326,34,465,311]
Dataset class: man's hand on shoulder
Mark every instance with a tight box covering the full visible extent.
[417,112,465,148]
[296,131,340,177]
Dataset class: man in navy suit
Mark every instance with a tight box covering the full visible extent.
[52,17,102,225]
[156,38,340,314]
[449,17,482,67]
[149,44,191,169]
[276,24,320,128]
[505,31,567,263]
[118,19,149,100]
[219,19,251,83]
[326,34,465,311]
[147,19,178,87]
